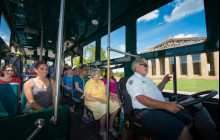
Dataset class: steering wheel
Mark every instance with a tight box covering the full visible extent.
[173,90,217,107]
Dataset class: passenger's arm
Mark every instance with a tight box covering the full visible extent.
[48,79,55,108]
[157,74,171,91]
[85,93,106,104]
[75,82,83,93]
[61,82,71,90]
[136,95,183,113]
[24,80,44,110]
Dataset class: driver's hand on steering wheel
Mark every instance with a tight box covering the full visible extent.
[165,102,184,114]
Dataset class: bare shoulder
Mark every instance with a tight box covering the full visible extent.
[50,78,55,85]
[24,79,33,88]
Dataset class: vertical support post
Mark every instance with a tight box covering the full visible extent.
[71,55,73,67]
[106,0,111,139]
[96,38,101,61]
[44,50,48,63]
[52,0,65,124]
[40,31,44,61]
[125,19,136,77]
[173,57,177,96]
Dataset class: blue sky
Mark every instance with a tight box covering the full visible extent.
[100,0,207,57]
[0,15,11,46]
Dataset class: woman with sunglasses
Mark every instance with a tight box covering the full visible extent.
[0,65,21,84]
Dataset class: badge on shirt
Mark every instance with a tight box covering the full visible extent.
[129,80,134,85]
[142,81,145,84]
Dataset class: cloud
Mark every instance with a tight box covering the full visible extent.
[173,33,199,38]
[164,0,204,23]
[0,35,8,41]
[119,44,125,52]
[6,42,10,46]
[138,10,160,22]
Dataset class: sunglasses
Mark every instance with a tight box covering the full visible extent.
[139,64,148,67]
[5,69,14,72]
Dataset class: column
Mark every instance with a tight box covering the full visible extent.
[148,60,152,76]
[176,56,181,76]
[213,52,219,76]
[156,58,160,76]
[187,55,194,76]
[165,57,170,75]
[200,53,209,77]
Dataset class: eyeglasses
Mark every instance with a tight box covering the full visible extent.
[5,69,14,72]
[139,64,148,67]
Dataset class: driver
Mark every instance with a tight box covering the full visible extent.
[126,58,193,140]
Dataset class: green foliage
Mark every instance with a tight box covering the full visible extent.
[72,57,80,68]
[156,79,219,94]
[114,72,124,78]
[101,47,107,61]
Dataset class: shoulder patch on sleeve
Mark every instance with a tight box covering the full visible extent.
[129,80,134,85]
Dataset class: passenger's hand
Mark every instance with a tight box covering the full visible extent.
[165,102,184,113]
[98,99,107,104]
[110,96,115,103]
[163,74,172,84]
[67,87,71,91]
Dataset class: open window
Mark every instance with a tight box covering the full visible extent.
[101,26,126,61]
[0,15,11,47]
[83,41,96,64]
[137,0,207,54]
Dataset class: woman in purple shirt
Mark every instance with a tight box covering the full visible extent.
[103,69,121,106]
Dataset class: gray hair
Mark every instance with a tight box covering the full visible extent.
[131,58,148,72]
[90,68,100,77]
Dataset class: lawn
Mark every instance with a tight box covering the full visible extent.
[156,79,219,94]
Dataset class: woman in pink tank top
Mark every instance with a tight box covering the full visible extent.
[103,69,121,106]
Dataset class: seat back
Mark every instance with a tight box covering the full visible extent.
[21,88,27,111]
[117,77,134,120]
[0,83,19,117]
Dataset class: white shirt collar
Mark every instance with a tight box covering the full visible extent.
[134,72,147,79]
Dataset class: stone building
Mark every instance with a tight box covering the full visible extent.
[141,36,219,80]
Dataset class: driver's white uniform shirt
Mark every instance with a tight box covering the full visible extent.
[126,73,165,109]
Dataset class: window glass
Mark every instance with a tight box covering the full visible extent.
[176,52,219,97]
[83,41,96,64]
[72,56,80,68]
[137,0,207,54]
[47,61,53,67]
[1,59,5,69]
[0,15,11,46]
[113,68,125,81]
[147,57,174,92]
[101,26,125,61]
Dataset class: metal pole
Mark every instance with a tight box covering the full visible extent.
[52,0,65,124]
[110,48,140,58]
[106,0,111,139]
[173,57,178,99]
[40,30,43,61]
